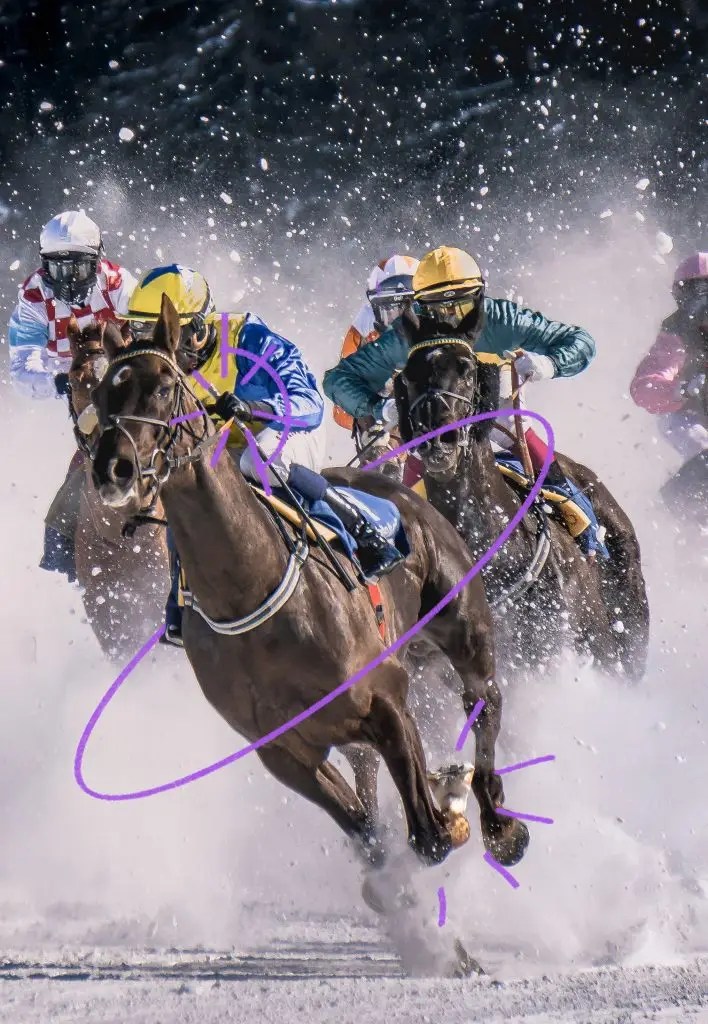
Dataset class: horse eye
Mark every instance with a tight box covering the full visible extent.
[457,357,473,375]
[156,384,172,400]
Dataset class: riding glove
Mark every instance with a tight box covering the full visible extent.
[375,396,399,428]
[54,373,71,398]
[213,391,273,424]
[506,350,556,384]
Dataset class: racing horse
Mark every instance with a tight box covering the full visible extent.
[395,336,650,682]
[65,318,169,660]
[87,295,530,901]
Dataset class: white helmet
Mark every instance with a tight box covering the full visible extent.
[366,254,420,330]
[39,211,104,304]
[40,210,102,257]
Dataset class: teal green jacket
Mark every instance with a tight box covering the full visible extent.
[322,296,596,420]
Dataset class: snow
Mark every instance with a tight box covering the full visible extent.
[118,127,135,142]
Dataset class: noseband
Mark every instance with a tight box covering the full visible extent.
[403,339,478,450]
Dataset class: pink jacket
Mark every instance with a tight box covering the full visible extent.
[630,329,689,415]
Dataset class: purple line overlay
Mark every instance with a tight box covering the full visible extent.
[497,754,556,776]
[244,426,272,496]
[169,410,204,427]
[241,342,277,386]
[210,423,232,469]
[437,887,447,927]
[74,407,555,801]
[483,851,520,889]
[455,698,485,751]
[497,808,554,825]
[191,369,213,392]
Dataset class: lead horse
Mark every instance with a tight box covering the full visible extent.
[395,337,650,682]
[87,295,530,970]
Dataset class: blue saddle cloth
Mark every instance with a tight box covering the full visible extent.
[494,452,610,560]
[277,486,410,562]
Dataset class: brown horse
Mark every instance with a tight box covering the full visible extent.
[87,295,530,891]
[395,341,650,682]
[64,319,170,660]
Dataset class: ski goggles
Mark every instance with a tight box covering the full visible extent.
[417,285,484,327]
[42,254,98,285]
[369,294,413,328]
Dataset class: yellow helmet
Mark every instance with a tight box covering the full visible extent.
[126,265,215,331]
[413,246,483,301]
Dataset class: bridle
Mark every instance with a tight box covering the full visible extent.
[95,347,221,530]
[402,339,478,451]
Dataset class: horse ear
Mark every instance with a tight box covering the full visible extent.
[393,373,413,444]
[102,320,125,361]
[103,321,128,358]
[461,299,486,344]
[474,361,501,441]
[152,293,181,354]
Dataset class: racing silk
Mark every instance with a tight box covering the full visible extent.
[333,301,380,430]
[8,259,137,400]
[629,310,697,416]
[322,296,596,420]
[190,312,324,449]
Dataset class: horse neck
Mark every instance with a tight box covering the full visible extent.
[162,450,285,621]
[424,439,523,563]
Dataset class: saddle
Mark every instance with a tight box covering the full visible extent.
[177,482,409,641]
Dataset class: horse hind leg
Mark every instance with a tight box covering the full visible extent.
[341,743,380,831]
[256,742,383,865]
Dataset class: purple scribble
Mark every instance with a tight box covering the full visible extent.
[497,808,554,825]
[169,410,204,427]
[250,408,310,428]
[244,426,272,496]
[483,850,520,889]
[74,407,556,801]
[220,312,230,380]
[455,698,485,751]
[497,754,556,776]
[191,369,213,392]
[209,423,232,469]
[240,341,277,386]
[437,886,447,927]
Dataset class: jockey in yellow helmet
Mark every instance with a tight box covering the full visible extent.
[125,265,406,645]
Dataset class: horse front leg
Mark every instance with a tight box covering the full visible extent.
[468,677,530,867]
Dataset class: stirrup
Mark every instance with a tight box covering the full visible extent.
[160,624,184,648]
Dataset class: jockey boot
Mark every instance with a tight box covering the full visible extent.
[39,525,77,583]
[287,463,406,582]
[321,487,405,581]
[160,546,184,648]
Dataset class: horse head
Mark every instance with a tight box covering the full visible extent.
[90,294,209,510]
[395,339,500,479]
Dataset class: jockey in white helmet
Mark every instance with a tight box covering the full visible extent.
[8,210,137,400]
[7,210,138,582]
[332,254,420,482]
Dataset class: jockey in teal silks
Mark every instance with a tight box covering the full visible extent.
[124,265,406,646]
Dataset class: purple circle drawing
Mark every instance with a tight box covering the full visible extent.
[74,407,555,800]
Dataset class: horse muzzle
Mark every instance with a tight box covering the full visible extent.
[417,437,460,476]
[92,455,139,507]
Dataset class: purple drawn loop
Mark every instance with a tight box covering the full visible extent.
[74,407,555,801]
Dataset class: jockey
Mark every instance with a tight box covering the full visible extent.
[333,254,420,481]
[630,252,708,462]
[124,265,406,646]
[323,245,597,492]
[8,210,138,582]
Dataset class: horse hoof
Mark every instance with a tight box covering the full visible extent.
[444,938,485,978]
[484,818,530,867]
[444,812,471,848]
[361,877,387,915]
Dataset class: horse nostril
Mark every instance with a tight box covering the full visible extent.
[108,457,135,485]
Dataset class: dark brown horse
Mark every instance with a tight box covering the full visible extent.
[87,295,530,887]
[64,319,170,660]
[395,340,650,682]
